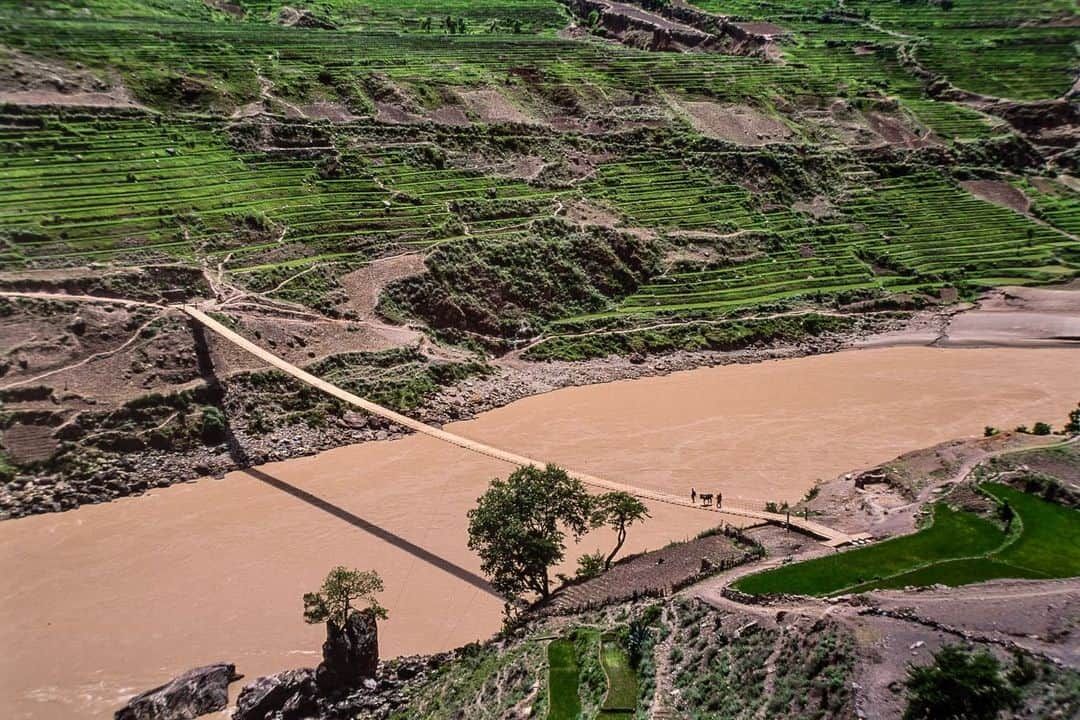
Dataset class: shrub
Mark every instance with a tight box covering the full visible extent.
[903,645,1018,720]
[576,551,606,580]
[1065,404,1080,434]
[1032,422,1052,436]
[199,406,227,445]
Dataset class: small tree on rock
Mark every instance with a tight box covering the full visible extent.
[591,491,650,569]
[903,644,1018,720]
[467,464,592,601]
[304,567,388,628]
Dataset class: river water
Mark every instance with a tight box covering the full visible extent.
[2,346,1078,719]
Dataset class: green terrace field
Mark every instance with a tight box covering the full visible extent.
[3,0,1075,117]
[694,0,1079,101]
[1,0,1078,354]
[568,165,1078,321]
[0,113,562,274]
[2,108,1077,331]
[545,629,640,720]
[733,483,1080,597]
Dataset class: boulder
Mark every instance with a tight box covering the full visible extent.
[114,663,239,720]
[316,611,379,693]
[233,668,317,720]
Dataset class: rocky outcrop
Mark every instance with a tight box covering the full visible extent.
[233,668,318,720]
[233,612,381,719]
[559,0,774,56]
[277,7,336,30]
[115,663,239,720]
[316,611,379,693]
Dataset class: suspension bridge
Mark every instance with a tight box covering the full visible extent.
[183,305,863,546]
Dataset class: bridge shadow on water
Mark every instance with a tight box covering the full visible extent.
[241,466,500,598]
[189,318,499,599]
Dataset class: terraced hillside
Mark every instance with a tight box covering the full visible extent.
[1,0,1078,515]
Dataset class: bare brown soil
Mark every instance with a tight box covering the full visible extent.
[731,21,786,36]
[299,101,357,123]
[562,200,623,228]
[546,530,751,613]
[2,423,59,464]
[336,254,428,319]
[961,179,1032,214]
[0,48,141,109]
[459,88,539,125]
[426,105,469,125]
[792,195,835,218]
[677,99,793,144]
[863,111,931,148]
[865,580,1080,665]
[373,101,423,124]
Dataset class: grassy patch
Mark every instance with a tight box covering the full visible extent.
[599,633,638,714]
[985,483,1080,578]
[736,484,1080,596]
[734,504,1004,596]
[546,639,581,720]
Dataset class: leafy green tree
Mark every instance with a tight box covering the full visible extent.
[591,491,650,569]
[303,566,388,628]
[467,464,592,601]
[903,644,1018,720]
[1032,422,1052,436]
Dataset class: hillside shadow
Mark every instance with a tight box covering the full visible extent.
[189,317,499,599]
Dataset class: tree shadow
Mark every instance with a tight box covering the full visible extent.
[189,317,499,599]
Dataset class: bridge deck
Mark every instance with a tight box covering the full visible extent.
[183,306,856,545]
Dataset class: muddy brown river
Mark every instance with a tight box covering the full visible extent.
[2,346,1078,719]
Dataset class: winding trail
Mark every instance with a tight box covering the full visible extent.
[182,304,858,545]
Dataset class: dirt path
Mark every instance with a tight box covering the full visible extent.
[0,313,163,391]
[0,290,163,310]
[868,434,1078,537]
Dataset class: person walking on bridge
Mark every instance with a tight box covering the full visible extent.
[690,487,697,504]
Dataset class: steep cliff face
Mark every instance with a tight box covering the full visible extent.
[558,0,774,56]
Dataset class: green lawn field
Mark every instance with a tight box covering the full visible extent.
[734,485,1080,596]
